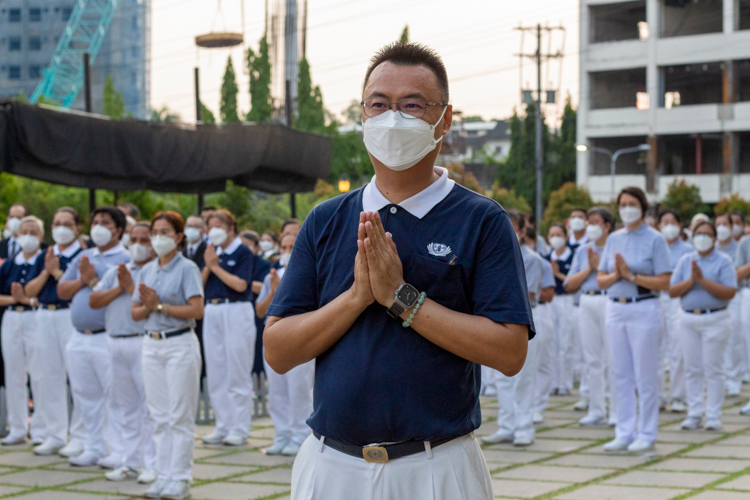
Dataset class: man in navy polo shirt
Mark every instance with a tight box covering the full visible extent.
[264,42,534,500]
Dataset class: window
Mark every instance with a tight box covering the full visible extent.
[29,36,41,51]
[9,36,21,51]
[29,65,42,78]
[9,66,21,80]
[29,8,41,21]
[62,7,72,21]
[9,8,21,22]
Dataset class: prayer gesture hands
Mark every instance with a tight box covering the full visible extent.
[138,283,160,311]
[691,260,703,282]
[587,247,600,271]
[614,253,633,281]
[359,211,405,308]
[44,247,60,276]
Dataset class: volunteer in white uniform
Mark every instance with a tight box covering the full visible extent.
[670,221,737,431]
[737,233,750,415]
[532,234,556,425]
[565,207,616,427]
[598,187,671,453]
[657,209,692,413]
[58,207,131,466]
[567,209,590,413]
[90,222,157,483]
[199,209,256,447]
[0,216,45,445]
[23,207,85,456]
[132,211,203,500]
[547,223,575,396]
[256,232,315,456]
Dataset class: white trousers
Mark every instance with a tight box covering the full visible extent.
[110,336,156,470]
[142,332,200,482]
[534,302,555,414]
[203,302,256,438]
[606,299,661,444]
[291,433,493,500]
[724,295,745,392]
[742,289,750,385]
[571,305,588,398]
[579,294,616,421]
[66,332,111,457]
[549,295,575,393]
[35,308,85,446]
[659,295,686,403]
[264,356,314,447]
[682,310,731,420]
[1,310,44,439]
[495,308,541,440]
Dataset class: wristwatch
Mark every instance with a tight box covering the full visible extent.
[156,303,164,314]
[387,284,420,319]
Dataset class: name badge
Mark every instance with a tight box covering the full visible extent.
[227,260,236,266]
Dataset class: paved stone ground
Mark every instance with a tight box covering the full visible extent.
[1,387,750,499]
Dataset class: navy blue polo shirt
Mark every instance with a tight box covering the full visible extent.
[35,242,83,306]
[0,251,43,295]
[252,254,271,303]
[547,246,574,295]
[267,167,535,446]
[204,237,254,302]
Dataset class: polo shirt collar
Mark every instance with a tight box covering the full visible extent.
[362,167,455,220]
[217,237,241,256]
[550,246,572,262]
[159,252,183,272]
[54,240,82,258]
[14,249,41,265]
[92,243,126,257]
[626,221,649,234]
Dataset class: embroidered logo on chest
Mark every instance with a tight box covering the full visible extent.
[427,243,452,257]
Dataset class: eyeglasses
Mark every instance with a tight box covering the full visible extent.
[360,97,449,119]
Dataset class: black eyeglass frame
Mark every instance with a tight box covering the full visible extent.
[360,97,450,119]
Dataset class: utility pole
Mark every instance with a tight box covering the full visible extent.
[195,67,204,215]
[286,79,296,218]
[84,53,96,216]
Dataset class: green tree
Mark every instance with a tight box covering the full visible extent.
[103,75,125,119]
[246,35,273,123]
[661,180,709,223]
[399,25,409,43]
[541,182,593,235]
[296,57,334,135]
[151,106,181,123]
[328,132,372,186]
[200,102,216,124]
[220,56,240,123]
[487,182,531,212]
[714,193,750,218]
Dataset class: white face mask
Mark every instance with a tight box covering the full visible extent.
[17,235,40,254]
[716,225,731,242]
[120,233,130,248]
[362,107,448,171]
[2,228,10,239]
[259,240,275,253]
[585,224,603,242]
[6,217,21,236]
[129,243,152,262]
[52,226,76,245]
[570,217,586,232]
[549,236,566,251]
[208,227,228,247]
[90,224,113,247]
[278,252,292,267]
[619,206,642,225]
[150,235,177,257]
[185,227,202,243]
[733,224,744,238]
[660,224,681,241]
[693,234,714,253]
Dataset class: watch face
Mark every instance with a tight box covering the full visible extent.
[397,284,419,307]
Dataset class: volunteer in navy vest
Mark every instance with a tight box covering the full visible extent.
[546,223,575,396]
[22,207,85,456]
[131,211,203,500]
[183,215,208,380]
[736,232,750,415]
[568,208,589,252]
[256,232,314,456]
[259,231,280,263]
[565,207,616,427]
[0,204,27,263]
[483,211,544,447]
[531,228,556,425]
[263,42,533,500]
[670,221,737,431]
[199,209,256,447]
[58,207,130,466]
[89,222,157,483]
[245,231,271,376]
[657,209,692,413]
[597,187,672,453]
[714,213,744,398]
[0,216,46,445]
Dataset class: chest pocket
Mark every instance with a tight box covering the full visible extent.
[405,254,468,313]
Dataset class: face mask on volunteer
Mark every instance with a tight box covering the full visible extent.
[150,235,177,257]
[52,226,76,245]
[120,234,130,248]
[732,225,744,238]
[208,227,228,247]
[129,243,152,262]
[661,224,681,241]
[549,236,566,251]
[17,235,40,254]
[259,240,275,253]
[278,252,292,267]
[585,224,603,242]
[569,217,586,232]
[6,217,21,236]
[619,206,642,225]
[693,234,714,253]
[184,227,202,243]
[362,107,448,171]
[90,224,114,247]
[716,225,732,242]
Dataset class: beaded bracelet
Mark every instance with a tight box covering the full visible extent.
[402,292,427,328]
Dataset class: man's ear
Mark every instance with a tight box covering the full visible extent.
[441,106,453,137]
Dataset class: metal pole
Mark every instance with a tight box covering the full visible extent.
[610,155,617,202]
[195,67,203,215]
[84,53,96,215]
[286,79,296,218]
[534,24,543,225]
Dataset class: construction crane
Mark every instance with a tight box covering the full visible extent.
[29,0,120,107]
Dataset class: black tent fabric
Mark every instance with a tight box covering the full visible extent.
[0,100,331,194]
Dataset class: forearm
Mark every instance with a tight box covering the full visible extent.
[738,263,750,282]
[251,281,263,295]
[634,273,671,291]
[264,290,367,374]
[564,268,591,293]
[210,266,248,293]
[24,271,50,298]
[553,271,567,282]
[131,303,150,321]
[57,279,84,300]
[669,279,693,298]
[201,266,210,285]
[255,290,275,319]
[597,271,619,289]
[540,287,554,303]
[697,279,736,300]
[0,295,17,306]
[89,287,122,309]
[405,299,528,376]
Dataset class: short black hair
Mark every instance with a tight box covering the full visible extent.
[729,210,745,224]
[117,202,140,219]
[364,42,449,101]
[587,206,614,229]
[570,207,588,217]
[549,222,568,237]
[693,220,717,238]
[280,218,301,234]
[617,186,649,213]
[715,212,731,224]
[524,225,537,242]
[657,207,681,224]
[200,205,217,212]
[92,206,127,232]
[506,209,526,232]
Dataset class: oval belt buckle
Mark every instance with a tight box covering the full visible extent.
[362,445,389,463]
[618,297,627,304]
[693,308,702,315]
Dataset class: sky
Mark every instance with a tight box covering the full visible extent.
[150,0,580,125]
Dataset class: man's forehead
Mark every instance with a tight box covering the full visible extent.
[94,213,113,223]
[364,62,440,98]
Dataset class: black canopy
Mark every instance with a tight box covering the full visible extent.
[0,100,331,194]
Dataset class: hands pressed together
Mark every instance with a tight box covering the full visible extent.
[586,247,600,272]
[614,253,634,281]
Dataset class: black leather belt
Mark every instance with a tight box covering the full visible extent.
[79,329,106,335]
[584,290,605,296]
[684,307,727,315]
[147,327,191,340]
[207,298,244,305]
[312,431,456,463]
[111,333,143,338]
[40,303,68,311]
[611,295,656,304]
[10,305,33,312]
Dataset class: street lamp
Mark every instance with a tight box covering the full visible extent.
[338,174,351,193]
[576,143,651,200]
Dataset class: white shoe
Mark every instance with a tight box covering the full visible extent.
[481,431,515,444]
[31,437,45,446]
[740,402,750,415]
[681,416,702,431]
[627,438,655,453]
[201,432,225,445]
[670,400,687,413]
[222,433,247,446]
[513,435,534,447]
[281,442,301,456]
[264,441,289,455]
[143,477,169,498]
[69,451,101,467]
[532,412,544,425]
[137,469,157,484]
[603,438,632,452]
[33,440,64,456]
[59,441,83,457]
[573,398,589,411]
[705,419,723,431]
[726,383,741,398]
[105,466,139,481]
[0,434,26,446]
[579,414,607,427]
[160,479,191,500]
[97,453,122,470]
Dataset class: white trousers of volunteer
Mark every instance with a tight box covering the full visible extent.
[110,336,156,471]
[66,332,111,458]
[291,433,493,500]
[142,332,201,482]
[534,302,555,414]
[659,294,686,404]
[606,298,661,444]
[204,302,256,439]
[550,294,575,393]
[724,295,744,394]
[264,356,314,448]
[579,294,616,422]
[1,309,44,440]
[35,308,85,447]
[681,310,731,420]
[743,288,750,380]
